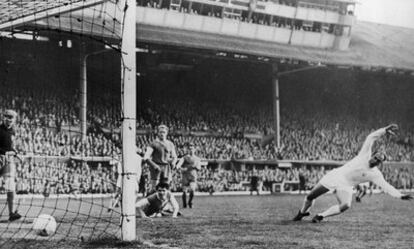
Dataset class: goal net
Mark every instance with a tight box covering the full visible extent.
[0,0,136,247]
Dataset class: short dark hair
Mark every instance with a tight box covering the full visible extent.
[156,182,170,190]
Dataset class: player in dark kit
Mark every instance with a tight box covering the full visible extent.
[144,125,177,193]
[135,182,179,218]
[249,170,261,195]
[0,110,22,221]
[176,142,201,208]
[355,182,372,202]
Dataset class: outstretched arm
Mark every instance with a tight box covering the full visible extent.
[358,124,398,157]
[371,174,402,198]
[169,195,180,218]
[143,146,154,161]
[371,170,411,200]
[136,198,151,219]
[170,144,178,169]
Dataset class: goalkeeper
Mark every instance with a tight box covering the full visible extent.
[293,124,412,223]
[0,110,21,221]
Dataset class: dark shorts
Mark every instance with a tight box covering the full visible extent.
[149,163,172,182]
[250,180,259,191]
[0,155,11,176]
[182,175,197,187]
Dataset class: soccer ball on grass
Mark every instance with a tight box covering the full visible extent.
[32,214,57,236]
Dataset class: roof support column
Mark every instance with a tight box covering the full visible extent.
[272,63,281,148]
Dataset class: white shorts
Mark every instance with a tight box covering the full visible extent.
[319,170,353,193]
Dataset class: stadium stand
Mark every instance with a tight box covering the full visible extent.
[1,37,414,195]
[136,0,341,33]
[2,80,408,162]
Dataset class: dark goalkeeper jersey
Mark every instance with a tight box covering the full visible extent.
[0,123,14,155]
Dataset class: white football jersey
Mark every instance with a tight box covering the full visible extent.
[323,128,402,198]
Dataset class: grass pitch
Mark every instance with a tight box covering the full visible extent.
[1,193,414,249]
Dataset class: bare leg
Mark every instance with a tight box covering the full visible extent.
[359,186,367,200]
[188,182,197,208]
[6,174,21,221]
[149,179,159,194]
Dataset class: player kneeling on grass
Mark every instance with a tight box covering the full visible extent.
[136,182,180,219]
[293,124,412,223]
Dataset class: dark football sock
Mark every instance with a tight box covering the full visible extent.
[189,191,194,204]
[182,192,187,207]
[7,192,14,215]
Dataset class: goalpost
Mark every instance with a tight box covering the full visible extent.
[120,0,137,242]
[0,0,137,244]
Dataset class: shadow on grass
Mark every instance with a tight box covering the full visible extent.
[277,219,307,226]
[0,237,151,249]
[81,236,151,249]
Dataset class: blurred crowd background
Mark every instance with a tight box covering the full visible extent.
[1,36,413,195]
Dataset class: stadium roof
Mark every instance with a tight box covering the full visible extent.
[137,22,414,72]
[36,16,414,72]
[299,0,358,4]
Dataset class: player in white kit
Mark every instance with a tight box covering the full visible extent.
[293,124,412,223]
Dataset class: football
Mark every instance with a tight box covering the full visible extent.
[32,214,57,236]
